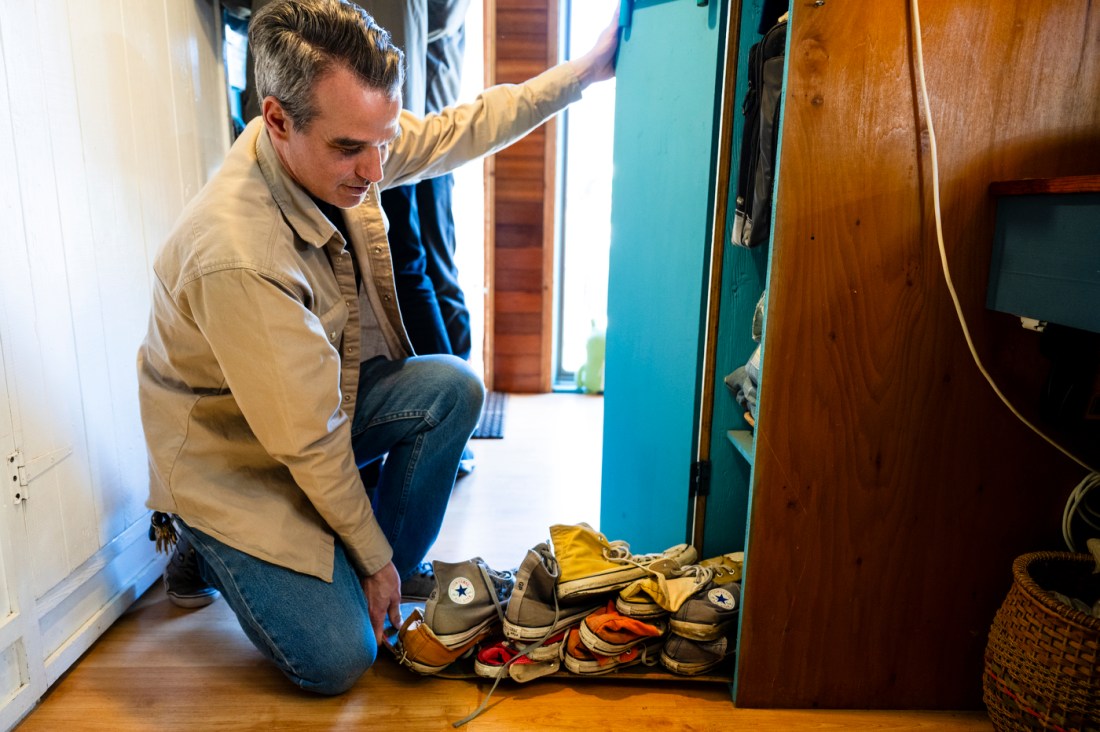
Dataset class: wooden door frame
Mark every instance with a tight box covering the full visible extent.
[482,0,560,393]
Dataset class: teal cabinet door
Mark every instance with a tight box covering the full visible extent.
[600,0,726,552]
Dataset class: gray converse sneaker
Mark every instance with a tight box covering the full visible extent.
[422,558,514,649]
[668,579,741,641]
[503,542,602,642]
[164,533,219,609]
[659,632,734,676]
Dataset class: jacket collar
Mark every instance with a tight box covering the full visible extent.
[248,118,339,250]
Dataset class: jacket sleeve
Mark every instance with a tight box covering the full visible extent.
[382,61,584,188]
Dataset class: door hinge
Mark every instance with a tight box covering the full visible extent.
[689,460,711,498]
[7,445,73,504]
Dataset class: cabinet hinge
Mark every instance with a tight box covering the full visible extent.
[7,450,27,503]
[690,460,711,498]
[7,445,73,504]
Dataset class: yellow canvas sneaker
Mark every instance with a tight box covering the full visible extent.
[549,523,697,600]
[616,564,715,618]
[699,551,744,584]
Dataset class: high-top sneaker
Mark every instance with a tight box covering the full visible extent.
[395,608,490,675]
[699,551,744,584]
[503,542,603,642]
[473,637,563,682]
[659,632,735,676]
[422,557,514,648]
[578,599,666,655]
[616,564,715,619]
[562,626,663,676]
[549,523,697,600]
[668,578,741,642]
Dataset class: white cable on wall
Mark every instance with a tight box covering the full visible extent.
[1063,472,1100,552]
[908,0,1099,547]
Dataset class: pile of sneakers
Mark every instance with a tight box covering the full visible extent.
[393,522,743,683]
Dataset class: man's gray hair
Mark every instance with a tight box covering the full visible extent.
[249,0,404,131]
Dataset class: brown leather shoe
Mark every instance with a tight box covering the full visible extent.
[396,608,488,675]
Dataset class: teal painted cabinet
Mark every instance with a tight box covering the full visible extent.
[601,0,733,553]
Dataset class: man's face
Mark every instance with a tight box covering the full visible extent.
[264,64,401,209]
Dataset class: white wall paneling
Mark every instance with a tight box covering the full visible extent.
[0,0,229,724]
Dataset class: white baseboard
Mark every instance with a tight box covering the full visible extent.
[36,517,165,686]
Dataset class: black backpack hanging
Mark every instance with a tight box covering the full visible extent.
[731,19,787,249]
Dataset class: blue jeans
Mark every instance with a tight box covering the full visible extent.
[382,175,472,360]
[181,354,484,694]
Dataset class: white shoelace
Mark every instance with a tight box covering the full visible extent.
[453,554,562,728]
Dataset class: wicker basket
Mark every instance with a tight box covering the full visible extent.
[984,551,1100,731]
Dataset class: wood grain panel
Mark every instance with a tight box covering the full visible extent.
[736,0,1100,709]
[496,156,546,180]
[495,202,545,228]
[490,0,558,392]
[495,223,545,249]
[496,320,542,339]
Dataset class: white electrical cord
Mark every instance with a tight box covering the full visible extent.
[1063,473,1100,552]
[909,0,1099,548]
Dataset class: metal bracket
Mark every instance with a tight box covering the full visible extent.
[689,459,712,498]
[7,445,73,503]
[7,451,24,503]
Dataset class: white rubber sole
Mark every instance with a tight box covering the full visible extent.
[668,617,735,642]
[578,620,666,656]
[502,604,597,641]
[658,650,724,676]
[431,616,495,649]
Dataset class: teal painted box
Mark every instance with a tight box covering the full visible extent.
[986,189,1100,334]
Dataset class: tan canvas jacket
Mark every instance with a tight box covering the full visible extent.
[138,62,582,582]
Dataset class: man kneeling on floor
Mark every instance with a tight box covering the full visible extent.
[136,0,619,695]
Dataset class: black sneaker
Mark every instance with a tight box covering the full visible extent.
[164,534,219,609]
[401,562,437,602]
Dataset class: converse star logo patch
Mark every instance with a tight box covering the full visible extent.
[708,587,736,610]
[448,576,476,604]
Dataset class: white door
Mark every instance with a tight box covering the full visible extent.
[0,10,48,725]
[0,0,228,719]
[0,336,48,731]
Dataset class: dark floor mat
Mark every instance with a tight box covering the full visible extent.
[471,391,507,439]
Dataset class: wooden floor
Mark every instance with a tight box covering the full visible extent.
[16,394,992,731]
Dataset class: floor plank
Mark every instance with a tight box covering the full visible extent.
[16,394,992,731]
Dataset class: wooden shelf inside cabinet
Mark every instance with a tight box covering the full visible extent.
[727,430,755,465]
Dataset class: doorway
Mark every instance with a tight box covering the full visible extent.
[553,2,616,388]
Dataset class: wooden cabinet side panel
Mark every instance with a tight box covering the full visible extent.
[736,0,1100,709]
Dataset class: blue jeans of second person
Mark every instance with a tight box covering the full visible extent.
[382,175,472,360]
[179,354,484,695]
